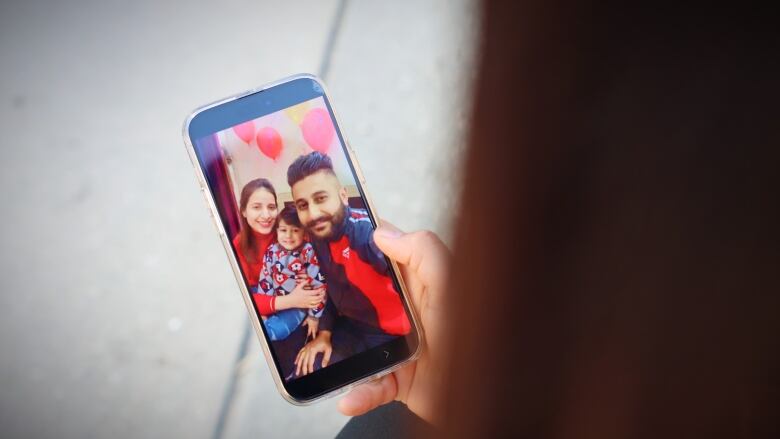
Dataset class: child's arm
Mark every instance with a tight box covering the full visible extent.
[303,315,319,339]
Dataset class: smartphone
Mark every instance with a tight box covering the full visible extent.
[182,74,422,404]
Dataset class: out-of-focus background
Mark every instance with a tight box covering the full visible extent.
[0,1,478,438]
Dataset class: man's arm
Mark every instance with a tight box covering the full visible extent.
[316,297,336,332]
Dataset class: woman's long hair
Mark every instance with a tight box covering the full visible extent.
[437,2,780,438]
[237,178,277,264]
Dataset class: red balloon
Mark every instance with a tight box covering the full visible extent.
[301,108,335,153]
[232,120,255,144]
[256,127,283,160]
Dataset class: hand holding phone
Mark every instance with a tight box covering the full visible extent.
[337,223,450,425]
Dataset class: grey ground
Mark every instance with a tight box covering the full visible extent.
[0,1,477,438]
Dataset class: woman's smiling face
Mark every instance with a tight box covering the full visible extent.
[242,188,278,235]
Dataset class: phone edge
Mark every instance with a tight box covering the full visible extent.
[180,73,425,406]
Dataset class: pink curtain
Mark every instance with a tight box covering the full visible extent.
[195,134,240,239]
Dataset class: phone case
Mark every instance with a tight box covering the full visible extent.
[181,73,424,405]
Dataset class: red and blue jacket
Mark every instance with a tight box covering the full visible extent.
[315,207,411,336]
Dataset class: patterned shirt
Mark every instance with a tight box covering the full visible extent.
[257,242,327,341]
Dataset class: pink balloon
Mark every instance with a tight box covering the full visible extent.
[233,121,255,144]
[301,108,335,153]
[256,127,283,160]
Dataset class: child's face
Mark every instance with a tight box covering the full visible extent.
[277,219,305,250]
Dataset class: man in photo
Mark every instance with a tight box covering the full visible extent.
[288,152,411,376]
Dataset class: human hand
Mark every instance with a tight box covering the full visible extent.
[303,315,319,339]
[294,273,310,285]
[276,283,325,311]
[337,222,449,425]
[295,330,332,376]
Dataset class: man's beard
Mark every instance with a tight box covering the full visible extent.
[305,204,346,239]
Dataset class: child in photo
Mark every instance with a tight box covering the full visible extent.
[259,205,327,342]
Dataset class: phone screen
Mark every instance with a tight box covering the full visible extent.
[187,77,418,400]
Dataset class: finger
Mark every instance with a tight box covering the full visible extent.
[302,350,312,376]
[295,350,305,376]
[373,224,450,296]
[307,349,317,375]
[337,374,398,417]
[322,346,332,367]
[300,351,311,376]
[299,351,309,376]
[304,288,324,297]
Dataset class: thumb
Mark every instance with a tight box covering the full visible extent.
[373,221,409,263]
[338,374,397,417]
[373,221,450,289]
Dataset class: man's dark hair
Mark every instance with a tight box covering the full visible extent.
[287,152,336,187]
[278,204,302,228]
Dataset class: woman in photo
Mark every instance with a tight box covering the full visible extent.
[232,178,326,379]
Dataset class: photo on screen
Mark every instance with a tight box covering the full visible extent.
[192,96,411,382]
